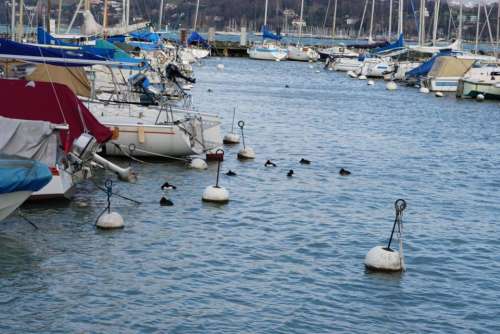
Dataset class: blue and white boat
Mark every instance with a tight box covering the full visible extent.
[0,158,52,222]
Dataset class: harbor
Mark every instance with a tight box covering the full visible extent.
[1,0,500,333]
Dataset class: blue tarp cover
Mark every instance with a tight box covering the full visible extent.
[0,158,52,194]
[37,27,116,59]
[375,33,405,54]
[261,26,282,41]
[0,38,109,66]
[130,31,160,44]
[188,32,209,47]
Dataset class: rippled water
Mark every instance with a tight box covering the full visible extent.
[1,58,500,333]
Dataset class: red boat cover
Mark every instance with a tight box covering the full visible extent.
[0,79,111,152]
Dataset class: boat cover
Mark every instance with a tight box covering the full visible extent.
[0,158,52,194]
[37,27,116,59]
[428,56,474,78]
[405,50,453,79]
[0,116,59,166]
[188,32,209,48]
[375,34,405,54]
[261,26,282,41]
[0,38,108,66]
[0,79,112,151]
[26,63,91,97]
[130,31,160,44]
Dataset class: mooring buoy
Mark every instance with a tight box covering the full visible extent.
[189,158,208,170]
[386,81,398,91]
[95,180,124,229]
[364,199,407,272]
[223,107,241,144]
[202,149,230,203]
[237,121,255,160]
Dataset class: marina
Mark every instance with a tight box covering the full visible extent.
[1,0,500,332]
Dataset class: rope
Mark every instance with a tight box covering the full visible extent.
[91,177,142,205]
[111,142,190,162]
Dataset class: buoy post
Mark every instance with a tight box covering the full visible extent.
[237,121,256,159]
[202,149,230,203]
[96,179,125,229]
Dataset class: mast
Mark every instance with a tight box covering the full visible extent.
[432,0,440,45]
[497,0,500,52]
[193,0,200,30]
[458,0,463,42]
[388,0,393,40]
[126,0,130,29]
[158,0,164,30]
[122,0,126,26]
[398,0,404,36]
[264,0,268,27]
[474,2,480,54]
[57,0,62,33]
[368,0,375,43]
[11,0,16,41]
[103,0,109,38]
[298,0,304,43]
[17,0,24,42]
[418,0,425,46]
[46,0,51,34]
[332,0,338,39]
[358,0,369,39]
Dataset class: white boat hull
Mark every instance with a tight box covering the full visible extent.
[0,191,32,221]
[331,58,363,72]
[457,79,500,99]
[248,48,288,61]
[428,77,461,92]
[287,46,319,62]
[31,167,75,200]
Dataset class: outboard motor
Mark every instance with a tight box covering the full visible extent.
[70,133,135,182]
[165,63,196,84]
[128,73,160,106]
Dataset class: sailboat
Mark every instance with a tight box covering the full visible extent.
[287,0,319,61]
[185,0,211,60]
[247,0,288,61]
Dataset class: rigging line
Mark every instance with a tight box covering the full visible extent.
[323,0,332,30]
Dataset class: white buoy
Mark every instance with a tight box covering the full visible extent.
[435,91,444,97]
[315,70,321,73]
[189,158,208,170]
[476,94,485,101]
[364,199,407,272]
[367,80,375,86]
[419,87,430,94]
[223,133,240,144]
[238,147,256,159]
[309,64,314,69]
[236,121,255,160]
[223,107,241,144]
[216,63,224,71]
[96,212,124,229]
[386,81,398,91]
[364,246,402,272]
[347,71,358,78]
[328,67,333,71]
[202,185,230,203]
[358,75,367,80]
[202,149,229,203]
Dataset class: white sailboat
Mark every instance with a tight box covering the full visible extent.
[287,0,319,61]
[248,0,288,61]
[457,64,500,99]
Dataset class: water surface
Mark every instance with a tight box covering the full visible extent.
[1,58,500,333]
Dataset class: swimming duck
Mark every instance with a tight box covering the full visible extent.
[339,168,351,176]
[161,182,177,190]
[226,170,237,176]
[300,158,311,165]
[287,170,294,177]
[265,160,277,167]
[160,196,174,206]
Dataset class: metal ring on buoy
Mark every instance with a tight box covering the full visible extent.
[128,143,136,154]
[238,120,245,129]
